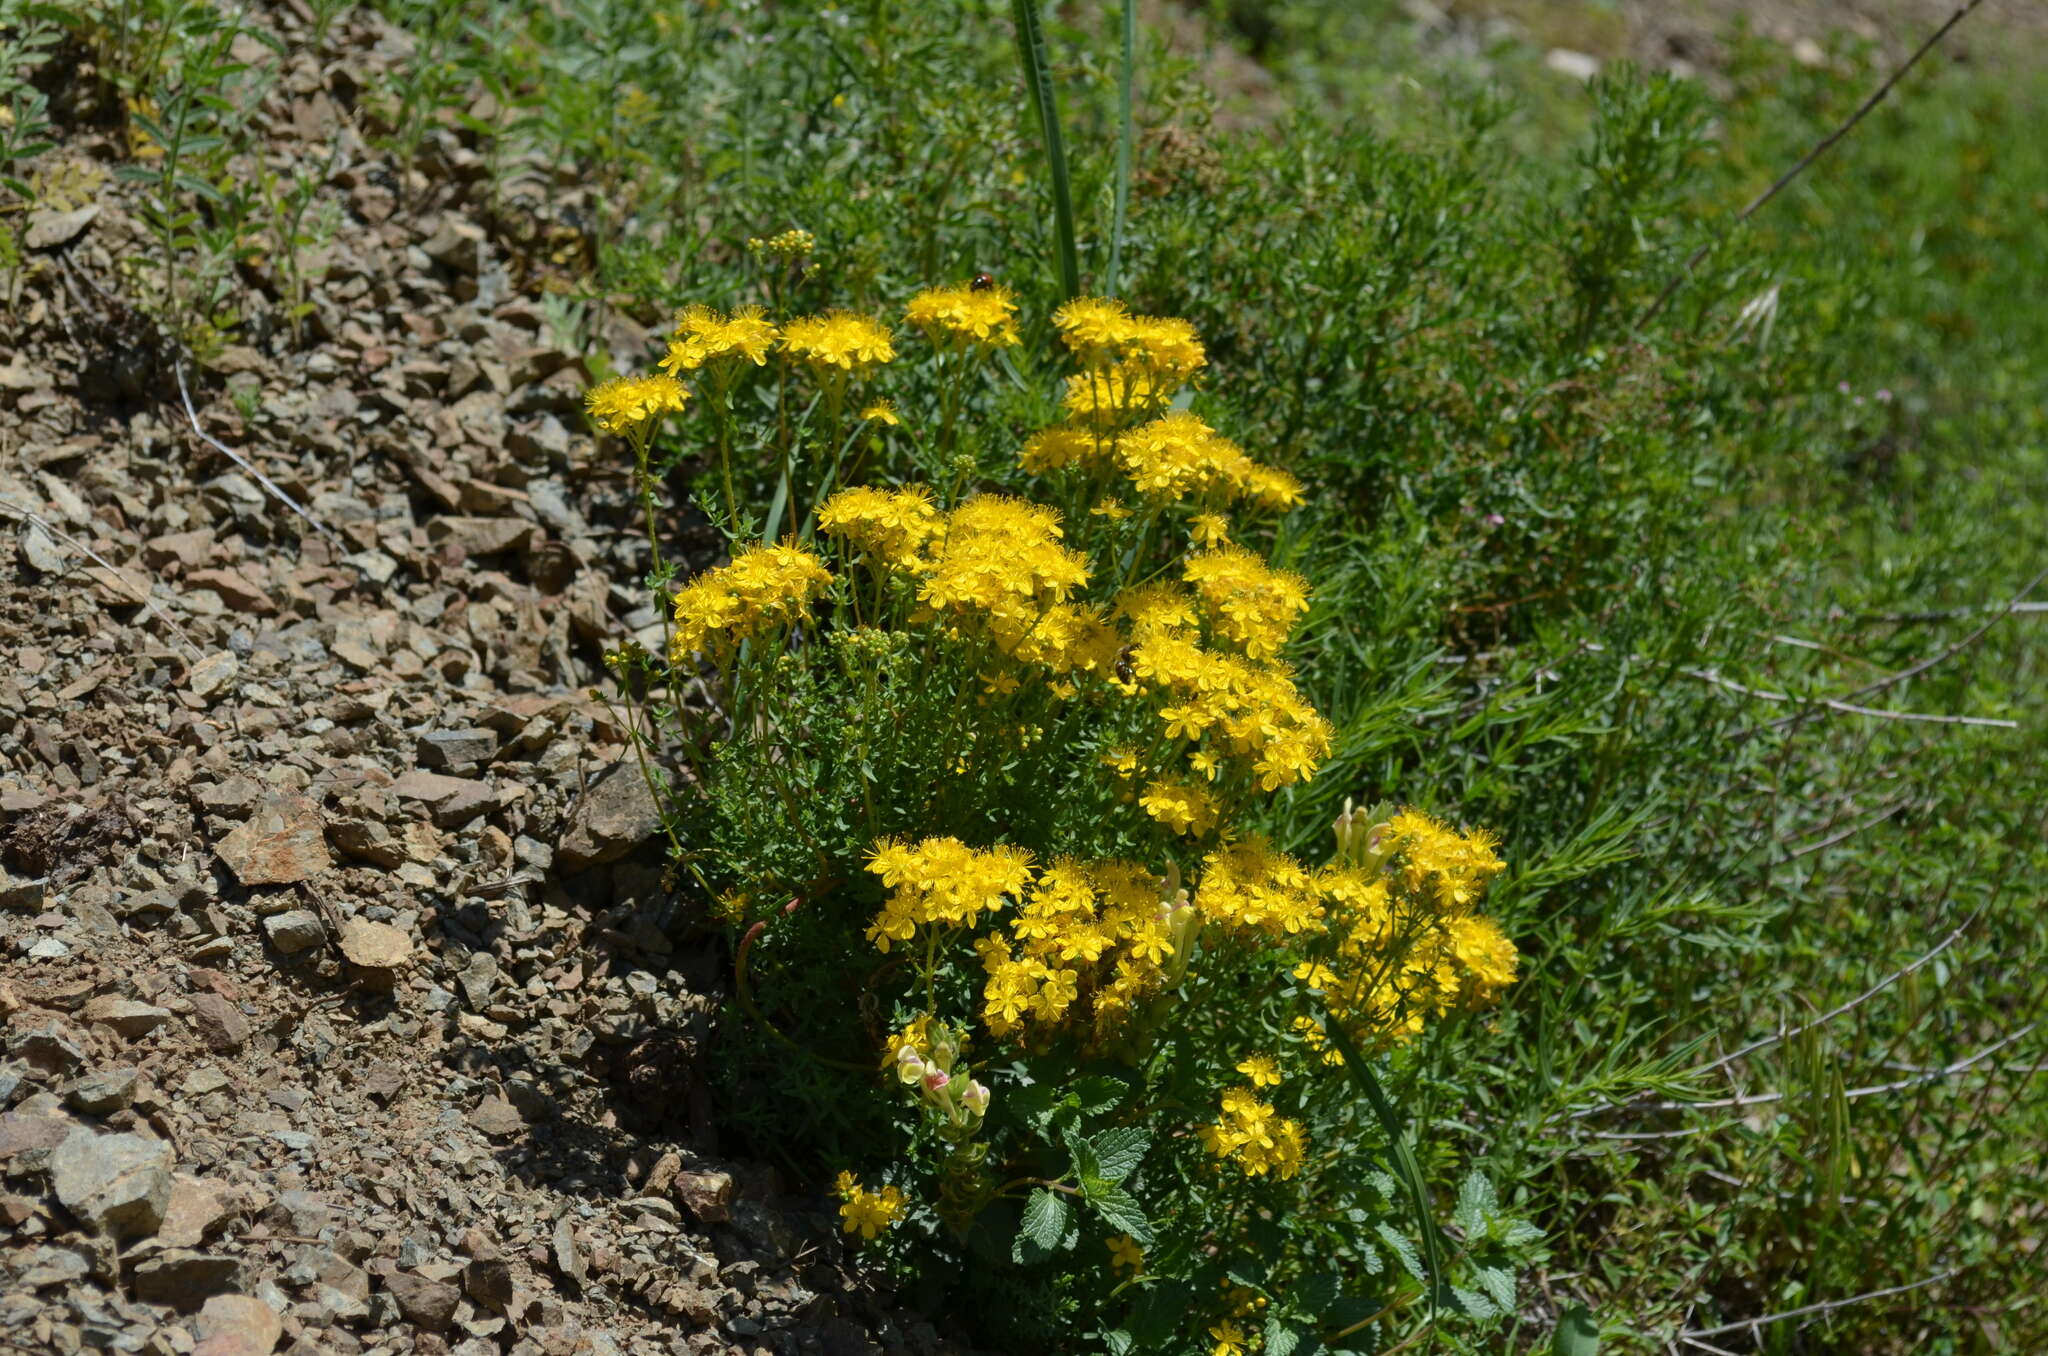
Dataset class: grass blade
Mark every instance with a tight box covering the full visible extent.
[1010,0,1081,300]
[1106,0,1135,298]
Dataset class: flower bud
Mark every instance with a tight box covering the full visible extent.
[895,1045,927,1085]
[923,1069,951,1094]
[962,1080,990,1117]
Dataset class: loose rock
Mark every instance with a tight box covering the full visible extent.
[50,1127,173,1239]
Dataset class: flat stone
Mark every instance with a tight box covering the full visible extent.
[25,203,100,250]
[263,910,326,954]
[386,1270,461,1330]
[184,568,275,614]
[16,1243,91,1288]
[134,1249,244,1308]
[672,1170,732,1224]
[81,996,172,1038]
[466,1096,523,1138]
[215,793,331,885]
[159,1174,229,1247]
[50,1127,173,1238]
[463,1255,515,1310]
[9,1020,86,1076]
[188,993,250,1052]
[556,763,664,871]
[0,1100,76,1167]
[551,1216,586,1290]
[194,1293,283,1356]
[424,516,533,556]
[417,728,497,770]
[65,1067,139,1114]
[187,651,240,699]
[390,770,494,828]
[337,918,412,972]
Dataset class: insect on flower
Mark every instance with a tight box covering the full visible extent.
[971,272,996,292]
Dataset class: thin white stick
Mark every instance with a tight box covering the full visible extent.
[1685,667,2018,729]
[1771,796,1912,864]
[175,359,341,545]
[1679,1269,1958,1341]
[0,497,201,657]
[1630,1022,2036,1114]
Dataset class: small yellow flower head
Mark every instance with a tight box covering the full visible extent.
[1052,296,1133,361]
[1235,1053,1283,1088]
[860,400,901,426]
[1190,512,1231,547]
[834,1172,908,1241]
[1138,777,1219,837]
[816,484,939,568]
[584,373,689,437]
[661,304,780,372]
[1090,497,1135,521]
[1020,425,1108,475]
[1108,1234,1145,1273]
[669,542,833,662]
[1200,1085,1307,1180]
[1447,913,1519,1002]
[1182,547,1311,661]
[1208,1320,1249,1356]
[782,310,896,375]
[905,281,1021,348]
[863,836,1034,951]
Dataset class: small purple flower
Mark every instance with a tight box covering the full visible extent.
[1876,388,1894,404]
[1838,381,1852,394]
[1484,513,1505,527]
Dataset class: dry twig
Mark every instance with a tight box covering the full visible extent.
[175,359,341,546]
[0,496,201,658]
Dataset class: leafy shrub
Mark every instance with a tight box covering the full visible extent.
[598,286,1548,1351]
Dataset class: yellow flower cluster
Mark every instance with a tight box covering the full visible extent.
[1182,547,1311,661]
[834,1171,908,1241]
[1051,297,1206,385]
[975,859,1197,1044]
[1194,838,1324,936]
[669,542,833,662]
[1287,810,1519,1049]
[913,495,1096,653]
[1115,412,1304,509]
[1138,777,1219,837]
[905,281,1020,348]
[863,836,1034,951]
[782,310,897,374]
[1198,1085,1307,1180]
[584,373,688,437]
[1117,599,1335,793]
[815,485,940,568]
[660,304,779,373]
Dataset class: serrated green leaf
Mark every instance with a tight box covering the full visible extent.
[1551,1304,1600,1356]
[1102,1331,1133,1356]
[1293,1271,1339,1315]
[1448,1285,1498,1321]
[1454,1169,1496,1237]
[1374,1223,1424,1283]
[1262,1315,1310,1356]
[1086,1183,1151,1244]
[1072,1074,1126,1115]
[1475,1264,1516,1314]
[1090,1127,1149,1182]
[1013,1189,1070,1263]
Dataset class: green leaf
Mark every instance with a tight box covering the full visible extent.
[1447,1285,1498,1321]
[1086,1183,1151,1244]
[1474,1264,1516,1315]
[1551,1304,1600,1356]
[1072,1074,1126,1115]
[1262,1314,1312,1356]
[1013,1189,1070,1264]
[1090,1128,1149,1182]
[1453,1169,1496,1238]
[1374,1223,1424,1283]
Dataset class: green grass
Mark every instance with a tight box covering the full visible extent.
[20,0,2045,1349]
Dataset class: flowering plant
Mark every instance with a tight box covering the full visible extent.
[594,273,1541,1353]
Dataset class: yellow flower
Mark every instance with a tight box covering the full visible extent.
[1190,512,1230,547]
[1235,1053,1282,1088]
[863,836,1034,951]
[1090,497,1135,521]
[782,310,896,374]
[584,373,689,437]
[1208,1320,1249,1356]
[1138,778,1219,837]
[660,304,779,372]
[905,281,1020,348]
[1108,1234,1145,1273]
[834,1172,908,1240]
[861,400,901,425]
[669,542,833,662]
[816,484,939,567]
[1448,913,1519,1001]
[1201,1086,1306,1179]
[1102,747,1139,778]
